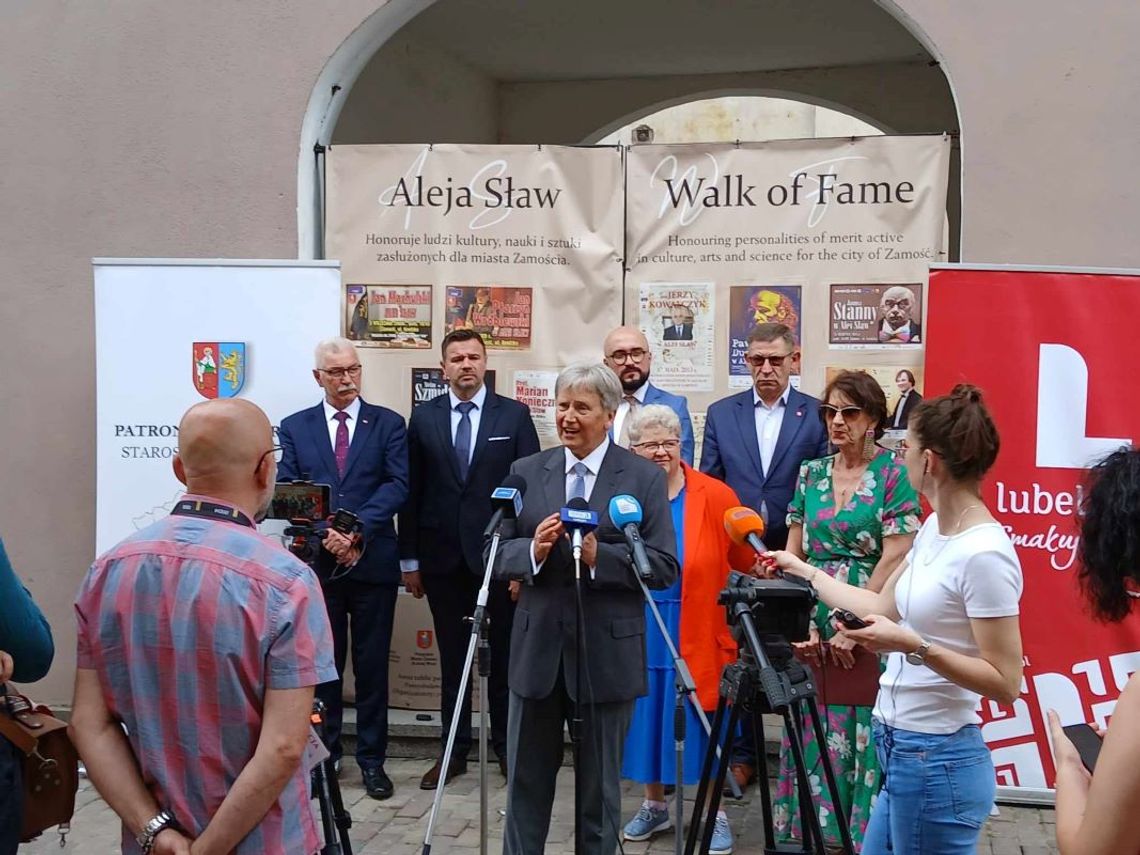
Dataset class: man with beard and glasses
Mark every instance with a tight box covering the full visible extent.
[278,337,409,800]
[399,329,540,788]
[602,326,695,465]
[71,399,336,854]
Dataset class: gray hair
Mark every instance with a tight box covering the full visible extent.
[555,363,621,413]
[627,404,681,445]
[314,336,358,368]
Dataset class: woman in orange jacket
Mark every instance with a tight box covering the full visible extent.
[620,405,755,854]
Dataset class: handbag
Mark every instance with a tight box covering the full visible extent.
[793,644,882,707]
[0,683,79,845]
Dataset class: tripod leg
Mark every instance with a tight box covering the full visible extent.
[751,709,776,852]
[784,704,827,855]
[685,693,737,855]
[806,700,855,855]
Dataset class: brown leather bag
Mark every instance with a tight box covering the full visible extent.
[793,644,882,707]
[0,684,79,845]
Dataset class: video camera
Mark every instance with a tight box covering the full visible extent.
[718,570,817,643]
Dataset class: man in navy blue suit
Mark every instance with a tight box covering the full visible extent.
[278,337,409,800]
[700,322,828,791]
[602,325,695,465]
[399,329,540,790]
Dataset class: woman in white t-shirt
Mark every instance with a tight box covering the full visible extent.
[768,385,1024,855]
[1049,447,1140,854]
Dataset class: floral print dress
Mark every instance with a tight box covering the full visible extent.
[773,448,920,851]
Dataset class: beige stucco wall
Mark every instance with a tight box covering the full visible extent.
[1,0,1138,704]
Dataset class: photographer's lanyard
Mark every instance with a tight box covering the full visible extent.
[170,499,255,530]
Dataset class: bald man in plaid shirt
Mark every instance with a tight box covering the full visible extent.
[70,399,336,855]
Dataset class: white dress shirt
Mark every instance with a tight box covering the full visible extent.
[448,383,487,466]
[531,438,611,577]
[612,383,648,446]
[893,390,911,428]
[322,397,362,449]
[753,385,790,476]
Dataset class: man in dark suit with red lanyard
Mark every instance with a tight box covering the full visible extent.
[399,329,540,789]
[278,337,409,800]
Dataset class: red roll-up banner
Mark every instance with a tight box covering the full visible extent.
[926,264,1140,792]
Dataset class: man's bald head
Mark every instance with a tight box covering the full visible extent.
[602,325,653,394]
[174,399,276,510]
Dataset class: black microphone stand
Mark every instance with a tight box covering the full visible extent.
[572,546,586,855]
[420,526,504,855]
[632,574,743,855]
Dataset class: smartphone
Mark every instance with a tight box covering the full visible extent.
[331,508,360,535]
[829,608,869,630]
[1062,723,1103,773]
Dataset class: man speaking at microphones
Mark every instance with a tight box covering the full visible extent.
[491,363,679,855]
[399,329,540,788]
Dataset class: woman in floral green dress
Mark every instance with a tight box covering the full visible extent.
[773,370,921,853]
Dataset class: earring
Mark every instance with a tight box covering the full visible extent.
[863,428,876,461]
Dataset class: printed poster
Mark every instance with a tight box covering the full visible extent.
[829,283,924,348]
[823,364,925,448]
[638,282,715,391]
[728,285,803,388]
[444,286,533,350]
[513,369,559,448]
[345,284,432,348]
[410,367,496,409]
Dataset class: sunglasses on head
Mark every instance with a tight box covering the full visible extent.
[819,404,864,422]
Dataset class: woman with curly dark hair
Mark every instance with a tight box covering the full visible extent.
[1049,446,1140,854]
[768,384,1024,854]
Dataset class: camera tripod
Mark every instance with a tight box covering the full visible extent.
[684,602,854,855]
[311,699,354,855]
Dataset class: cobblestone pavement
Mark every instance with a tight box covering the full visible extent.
[22,758,1057,854]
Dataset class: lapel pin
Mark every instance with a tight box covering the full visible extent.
[796,409,803,418]
[362,419,369,424]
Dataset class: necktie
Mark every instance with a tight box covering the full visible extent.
[617,395,639,448]
[568,462,588,501]
[454,401,476,481]
[333,411,350,477]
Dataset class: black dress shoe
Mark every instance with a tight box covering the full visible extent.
[362,766,394,800]
[419,758,468,790]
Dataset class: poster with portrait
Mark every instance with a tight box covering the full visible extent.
[410,367,496,410]
[638,282,715,391]
[345,284,432,348]
[728,284,803,388]
[828,283,924,348]
[823,364,924,448]
[513,369,559,448]
[444,285,533,350]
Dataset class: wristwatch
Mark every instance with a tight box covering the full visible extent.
[137,810,177,854]
[905,639,933,666]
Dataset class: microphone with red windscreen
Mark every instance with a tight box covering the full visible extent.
[723,506,770,557]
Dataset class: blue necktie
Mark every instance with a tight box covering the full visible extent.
[568,461,588,501]
[455,401,476,481]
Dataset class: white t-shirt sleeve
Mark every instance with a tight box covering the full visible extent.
[960,545,1023,618]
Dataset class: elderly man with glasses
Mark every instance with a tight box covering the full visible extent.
[602,325,695,464]
[277,336,409,800]
[699,322,828,794]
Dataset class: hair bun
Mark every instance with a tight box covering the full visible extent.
[949,383,983,405]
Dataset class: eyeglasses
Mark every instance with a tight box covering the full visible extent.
[745,353,793,368]
[255,445,283,474]
[608,349,648,364]
[820,404,864,422]
[632,439,681,453]
[317,365,362,379]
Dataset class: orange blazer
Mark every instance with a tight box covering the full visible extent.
[678,464,756,710]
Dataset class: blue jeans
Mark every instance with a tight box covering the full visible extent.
[863,720,994,855]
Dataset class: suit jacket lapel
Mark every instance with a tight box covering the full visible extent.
[766,389,808,482]
[542,447,567,513]
[733,393,765,479]
[432,395,463,483]
[471,391,500,471]
[341,402,378,481]
[590,445,625,517]
[307,405,339,481]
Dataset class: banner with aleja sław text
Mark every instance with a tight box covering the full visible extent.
[927,264,1140,793]
[625,136,950,421]
[326,144,624,425]
[93,260,342,555]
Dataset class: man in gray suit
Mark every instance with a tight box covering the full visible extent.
[493,363,679,855]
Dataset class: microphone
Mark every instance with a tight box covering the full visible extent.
[607,494,656,582]
[560,496,599,563]
[483,474,528,539]
[723,506,769,557]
